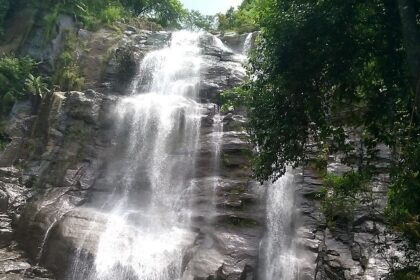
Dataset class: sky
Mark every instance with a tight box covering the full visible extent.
[180,0,243,15]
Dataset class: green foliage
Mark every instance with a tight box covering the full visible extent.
[216,0,259,33]
[25,74,48,99]
[320,172,368,227]
[53,30,84,91]
[221,86,250,112]
[100,5,125,25]
[0,55,34,115]
[73,2,99,30]
[386,142,420,241]
[144,0,186,28]
[389,267,420,280]
[242,0,416,181]
[183,10,214,31]
[43,5,60,39]
[71,0,187,28]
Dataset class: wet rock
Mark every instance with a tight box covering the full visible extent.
[17,187,84,259]
[75,28,122,91]
[42,208,107,277]
[219,32,258,53]
[0,167,20,178]
[183,248,224,279]
[0,244,54,279]
[197,34,246,104]
[125,25,137,33]
[0,259,31,274]
[0,102,35,167]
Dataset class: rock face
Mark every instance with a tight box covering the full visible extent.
[286,144,418,280]
[219,32,258,54]
[0,166,54,279]
[199,34,247,105]
[20,13,76,74]
[184,112,264,280]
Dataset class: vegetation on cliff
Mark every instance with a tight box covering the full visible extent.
[0,56,35,115]
[0,0,186,33]
[0,0,189,104]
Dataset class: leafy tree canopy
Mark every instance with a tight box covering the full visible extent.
[216,0,259,33]
[183,10,215,31]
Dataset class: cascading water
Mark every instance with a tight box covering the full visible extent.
[260,172,300,280]
[211,112,223,198]
[242,33,253,55]
[72,31,204,280]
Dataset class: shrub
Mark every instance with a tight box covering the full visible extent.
[0,55,34,115]
[53,30,84,91]
[43,5,59,39]
[100,5,125,25]
[25,74,48,99]
[319,171,368,227]
[58,66,84,91]
[386,142,420,242]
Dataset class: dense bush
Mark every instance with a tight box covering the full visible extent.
[320,172,368,227]
[387,142,420,241]
[0,55,34,115]
[100,5,125,25]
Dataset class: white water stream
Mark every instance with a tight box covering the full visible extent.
[242,32,253,55]
[80,31,203,280]
[261,172,300,280]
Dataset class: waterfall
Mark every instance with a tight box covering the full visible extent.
[242,33,253,55]
[212,113,223,192]
[73,31,203,280]
[260,172,299,280]
[210,112,223,218]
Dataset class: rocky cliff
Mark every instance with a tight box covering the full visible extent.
[284,145,418,279]
[0,13,416,280]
